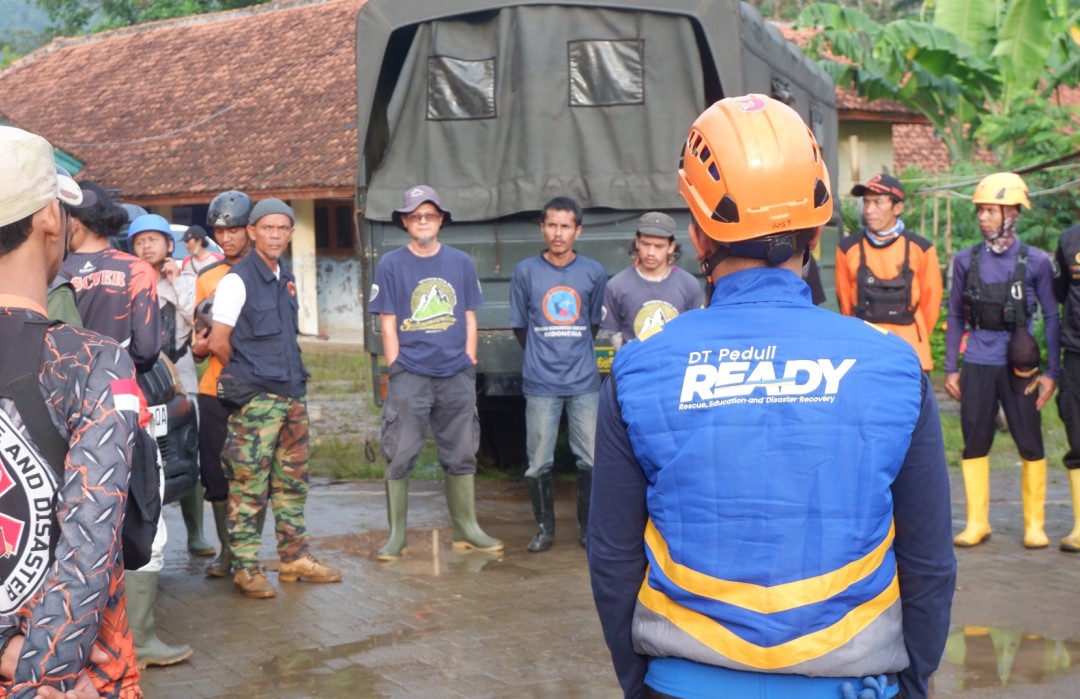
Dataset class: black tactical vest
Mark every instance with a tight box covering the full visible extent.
[855,236,915,325]
[962,243,1028,331]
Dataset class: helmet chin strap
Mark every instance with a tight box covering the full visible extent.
[700,231,813,303]
[700,231,812,276]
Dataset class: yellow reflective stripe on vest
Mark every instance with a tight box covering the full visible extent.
[643,518,895,613]
[637,568,901,669]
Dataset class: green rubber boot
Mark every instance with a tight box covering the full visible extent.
[180,483,215,556]
[126,570,193,669]
[445,474,503,552]
[376,479,409,561]
[205,500,232,578]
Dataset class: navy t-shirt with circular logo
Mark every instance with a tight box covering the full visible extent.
[509,253,607,396]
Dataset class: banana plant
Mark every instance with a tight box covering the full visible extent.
[797,0,1080,164]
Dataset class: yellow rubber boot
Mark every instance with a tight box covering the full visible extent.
[954,457,992,547]
[1021,458,1049,549]
[1059,470,1080,552]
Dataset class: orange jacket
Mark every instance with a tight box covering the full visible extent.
[835,231,943,370]
[195,260,233,396]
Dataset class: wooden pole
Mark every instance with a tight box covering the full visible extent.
[945,195,953,259]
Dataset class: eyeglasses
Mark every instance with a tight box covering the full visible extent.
[404,211,442,223]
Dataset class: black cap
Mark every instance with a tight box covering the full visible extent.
[1008,328,1040,395]
[183,224,208,242]
[851,173,905,202]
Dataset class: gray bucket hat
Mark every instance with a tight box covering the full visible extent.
[392,185,452,229]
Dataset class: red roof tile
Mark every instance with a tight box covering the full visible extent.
[1,4,973,203]
[0,0,365,205]
[893,124,952,173]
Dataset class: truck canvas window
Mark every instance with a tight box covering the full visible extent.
[568,40,644,107]
[428,56,497,120]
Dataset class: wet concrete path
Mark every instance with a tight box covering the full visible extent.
[143,469,1080,698]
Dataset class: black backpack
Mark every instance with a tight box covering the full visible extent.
[2,316,160,570]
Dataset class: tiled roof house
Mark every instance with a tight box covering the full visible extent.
[0,0,367,333]
[0,0,362,205]
[1,1,967,332]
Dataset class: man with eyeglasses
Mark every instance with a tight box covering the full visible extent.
[835,174,942,372]
[207,199,343,598]
[368,185,503,561]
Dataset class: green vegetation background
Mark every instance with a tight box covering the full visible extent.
[301,341,1070,483]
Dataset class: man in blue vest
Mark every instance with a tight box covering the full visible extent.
[588,95,956,699]
[207,198,342,599]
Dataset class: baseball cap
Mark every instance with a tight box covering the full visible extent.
[392,185,452,229]
[249,198,295,225]
[183,224,208,242]
[1008,328,1040,396]
[0,126,60,227]
[851,173,905,202]
[56,166,97,209]
[637,211,676,239]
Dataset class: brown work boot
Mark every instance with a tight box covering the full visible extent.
[233,566,276,599]
[278,554,343,583]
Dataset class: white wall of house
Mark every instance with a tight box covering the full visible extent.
[317,257,363,334]
[292,200,319,336]
[837,121,894,201]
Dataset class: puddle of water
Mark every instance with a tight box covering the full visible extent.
[238,627,441,698]
[939,625,1080,692]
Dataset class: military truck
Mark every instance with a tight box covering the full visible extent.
[355,0,839,466]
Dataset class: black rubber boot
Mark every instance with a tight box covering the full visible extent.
[526,473,555,553]
[577,469,591,548]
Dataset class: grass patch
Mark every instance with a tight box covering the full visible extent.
[309,434,483,481]
[303,344,370,385]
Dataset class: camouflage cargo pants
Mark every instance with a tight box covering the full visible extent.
[222,392,310,569]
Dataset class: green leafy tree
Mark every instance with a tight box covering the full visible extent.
[746,0,923,22]
[796,0,1080,164]
[796,3,999,162]
[35,0,266,36]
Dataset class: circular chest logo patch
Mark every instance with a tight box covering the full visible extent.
[633,300,680,340]
[0,410,58,614]
[542,286,581,325]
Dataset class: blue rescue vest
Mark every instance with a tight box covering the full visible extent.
[611,269,922,679]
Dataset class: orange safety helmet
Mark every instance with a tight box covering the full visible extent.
[972,172,1031,210]
[678,94,833,244]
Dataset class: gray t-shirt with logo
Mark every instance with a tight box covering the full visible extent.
[601,265,703,346]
